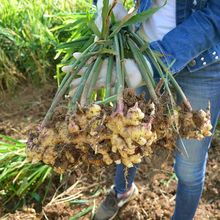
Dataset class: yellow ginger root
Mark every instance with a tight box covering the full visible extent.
[129,153,142,164]
[68,120,80,133]
[120,153,142,168]
[26,148,43,164]
[143,147,152,157]
[120,124,156,148]
[26,86,215,172]
[126,147,136,155]
[86,104,101,119]
[107,114,125,134]
[42,146,57,165]
[121,156,133,168]
[106,102,156,167]
[73,104,102,130]
[89,118,102,136]
[145,132,157,147]
[102,154,113,165]
[195,109,212,137]
[39,127,60,147]
[111,134,126,153]
[97,147,113,165]
[118,149,129,158]
[107,106,153,150]
[126,102,145,126]
[107,103,146,132]
[56,122,71,143]
[180,107,212,140]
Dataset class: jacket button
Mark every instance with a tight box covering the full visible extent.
[189,59,196,67]
[212,51,217,55]
[203,62,207,65]
[215,56,219,60]
[201,57,204,61]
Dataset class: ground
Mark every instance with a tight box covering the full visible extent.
[0,85,219,220]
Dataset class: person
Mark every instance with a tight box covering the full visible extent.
[92,0,220,220]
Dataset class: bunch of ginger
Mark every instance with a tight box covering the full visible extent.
[26,89,212,173]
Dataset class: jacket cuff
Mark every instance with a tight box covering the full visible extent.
[150,41,178,74]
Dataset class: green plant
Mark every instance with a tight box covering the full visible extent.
[52,11,95,85]
[0,0,94,91]
[0,134,53,210]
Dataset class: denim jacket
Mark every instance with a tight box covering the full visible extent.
[93,0,220,73]
[139,0,220,73]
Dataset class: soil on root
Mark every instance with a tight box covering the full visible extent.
[0,85,219,220]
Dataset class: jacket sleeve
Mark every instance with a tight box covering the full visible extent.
[150,0,220,74]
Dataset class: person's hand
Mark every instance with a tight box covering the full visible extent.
[61,52,87,74]
[62,53,116,97]
[62,54,154,97]
[124,58,154,88]
[95,0,128,36]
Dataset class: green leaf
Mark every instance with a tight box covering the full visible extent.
[0,134,25,145]
[101,0,109,38]
[88,20,101,38]
[56,37,91,50]
[99,48,117,55]
[69,206,93,220]
[95,95,117,105]
[123,7,160,27]
[105,56,114,98]
[30,192,41,202]
[70,199,90,205]
[122,0,167,27]
[110,7,138,37]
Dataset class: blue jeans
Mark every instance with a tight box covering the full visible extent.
[114,62,220,220]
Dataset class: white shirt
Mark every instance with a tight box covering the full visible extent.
[143,0,176,42]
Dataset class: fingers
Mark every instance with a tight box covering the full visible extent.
[124,57,154,89]
[68,77,82,97]
[95,0,128,35]
[61,52,90,74]
[72,52,82,60]
[70,77,82,88]
[112,1,128,21]
[61,65,87,74]
[68,58,115,98]
[124,59,143,88]
[98,59,107,79]
[61,65,74,73]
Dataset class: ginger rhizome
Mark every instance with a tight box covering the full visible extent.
[27,89,212,173]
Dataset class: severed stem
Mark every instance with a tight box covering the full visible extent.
[54,43,97,99]
[41,44,98,127]
[85,56,103,105]
[128,38,158,103]
[113,34,125,114]
[105,56,114,99]
[69,63,94,111]
[157,58,192,111]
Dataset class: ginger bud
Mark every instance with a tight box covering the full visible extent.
[86,104,101,118]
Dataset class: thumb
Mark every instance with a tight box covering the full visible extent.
[73,52,82,60]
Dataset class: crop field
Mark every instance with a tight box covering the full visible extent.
[0,0,219,219]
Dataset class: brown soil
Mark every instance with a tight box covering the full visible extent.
[0,85,219,220]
